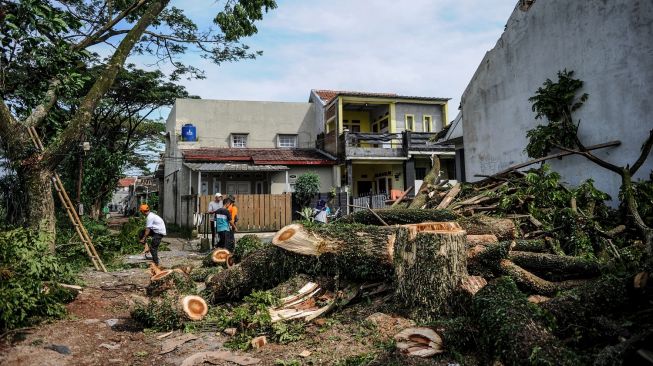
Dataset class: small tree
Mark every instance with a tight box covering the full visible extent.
[294,173,320,209]
[526,70,653,253]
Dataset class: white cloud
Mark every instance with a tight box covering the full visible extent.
[147,0,518,119]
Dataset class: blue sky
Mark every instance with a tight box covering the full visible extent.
[141,0,518,122]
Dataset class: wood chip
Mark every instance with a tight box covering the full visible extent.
[223,328,237,336]
[251,336,267,349]
[299,350,312,358]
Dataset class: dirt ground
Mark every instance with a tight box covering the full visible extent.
[0,233,462,366]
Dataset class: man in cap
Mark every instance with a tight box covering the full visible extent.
[207,192,224,246]
[138,203,166,267]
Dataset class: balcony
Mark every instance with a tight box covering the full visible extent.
[340,132,405,158]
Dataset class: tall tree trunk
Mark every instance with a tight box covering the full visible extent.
[25,169,56,251]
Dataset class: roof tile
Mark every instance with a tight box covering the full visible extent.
[182,148,336,165]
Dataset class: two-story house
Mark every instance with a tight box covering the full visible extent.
[161,99,336,227]
[309,90,454,199]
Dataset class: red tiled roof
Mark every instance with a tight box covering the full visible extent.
[312,89,450,104]
[313,89,397,104]
[182,148,336,166]
[118,177,136,187]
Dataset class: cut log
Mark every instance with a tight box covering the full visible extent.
[466,234,497,246]
[459,276,487,297]
[457,215,515,240]
[511,239,549,253]
[474,277,579,365]
[436,183,462,210]
[508,251,602,280]
[131,294,209,330]
[409,155,440,209]
[181,295,208,321]
[394,222,468,319]
[202,249,235,268]
[394,327,444,357]
[341,208,457,226]
[147,270,197,297]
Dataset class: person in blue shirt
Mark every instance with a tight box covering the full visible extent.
[214,206,232,250]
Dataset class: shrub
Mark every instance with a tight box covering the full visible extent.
[294,173,320,208]
[0,228,76,331]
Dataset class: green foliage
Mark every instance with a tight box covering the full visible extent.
[131,294,184,331]
[294,173,320,208]
[188,290,303,350]
[234,234,266,261]
[296,206,315,222]
[0,228,75,331]
[215,0,278,41]
[474,277,578,365]
[335,353,376,366]
[526,70,588,158]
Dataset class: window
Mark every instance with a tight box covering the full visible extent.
[277,134,298,148]
[343,120,361,133]
[423,115,432,132]
[231,134,247,148]
[405,115,415,131]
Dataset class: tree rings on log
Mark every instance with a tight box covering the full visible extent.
[181,295,208,321]
[272,223,342,256]
[203,249,234,268]
[459,276,487,297]
[394,222,468,319]
[394,327,444,357]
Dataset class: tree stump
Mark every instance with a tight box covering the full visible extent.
[394,222,468,319]
[146,269,196,297]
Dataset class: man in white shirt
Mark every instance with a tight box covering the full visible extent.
[138,203,166,266]
[207,192,223,246]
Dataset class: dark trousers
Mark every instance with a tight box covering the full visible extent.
[210,220,216,246]
[217,230,235,253]
[139,229,163,265]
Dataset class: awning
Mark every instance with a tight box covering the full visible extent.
[184,163,289,172]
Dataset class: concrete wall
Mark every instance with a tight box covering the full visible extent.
[395,103,444,133]
[461,0,653,202]
[171,99,316,149]
[270,167,334,194]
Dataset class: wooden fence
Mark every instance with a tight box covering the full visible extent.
[199,194,292,232]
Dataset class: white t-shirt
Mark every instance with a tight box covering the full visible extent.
[146,212,167,235]
[208,201,223,220]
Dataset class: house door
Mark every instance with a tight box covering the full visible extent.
[226,181,251,195]
[376,177,392,195]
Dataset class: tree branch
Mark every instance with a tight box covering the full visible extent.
[72,0,148,51]
[629,129,653,175]
[555,144,623,176]
[23,79,62,128]
[42,0,170,171]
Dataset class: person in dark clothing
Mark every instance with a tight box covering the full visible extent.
[213,203,232,251]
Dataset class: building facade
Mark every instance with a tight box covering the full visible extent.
[161,99,336,227]
[311,90,454,199]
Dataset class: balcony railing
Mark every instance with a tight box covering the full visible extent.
[320,130,454,159]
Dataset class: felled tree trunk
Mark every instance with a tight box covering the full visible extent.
[409,155,440,209]
[132,294,209,329]
[342,208,456,226]
[190,267,223,283]
[457,215,515,240]
[499,259,587,296]
[206,246,306,302]
[146,269,197,297]
[508,251,601,280]
[394,222,467,319]
[474,277,579,365]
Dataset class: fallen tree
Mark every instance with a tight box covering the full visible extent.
[341,208,456,226]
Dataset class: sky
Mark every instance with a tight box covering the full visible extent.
[142,0,518,122]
